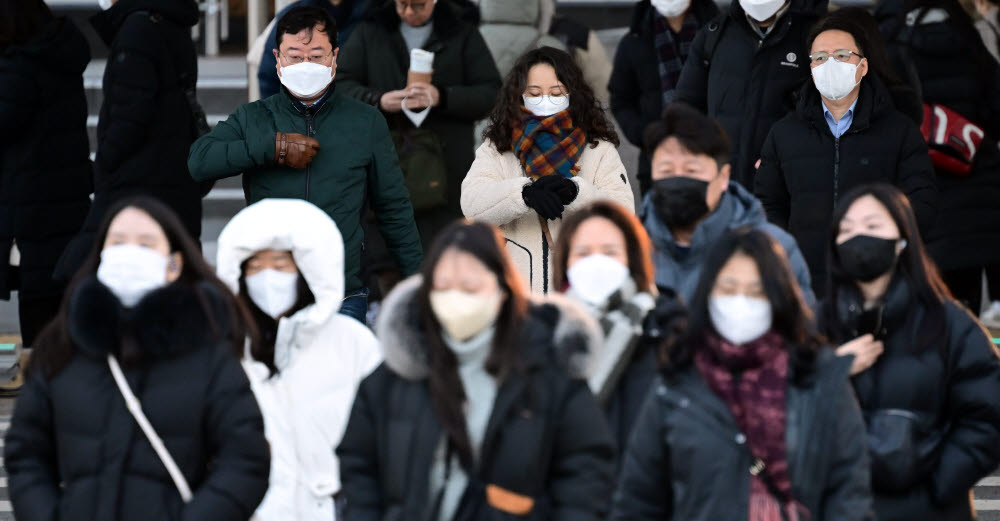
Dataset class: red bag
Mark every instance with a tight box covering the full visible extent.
[920,103,985,177]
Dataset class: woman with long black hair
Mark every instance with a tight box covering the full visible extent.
[822,183,1000,521]
[337,220,615,521]
[611,227,873,521]
[5,197,270,521]
[461,46,635,295]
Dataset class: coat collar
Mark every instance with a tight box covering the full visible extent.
[68,276,228,361]
[374,275,604,382]
[796,74,893,135]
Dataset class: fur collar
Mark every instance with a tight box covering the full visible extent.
[68,277,230,361]
[375,275,603,381]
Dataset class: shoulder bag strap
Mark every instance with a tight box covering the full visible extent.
[107,354,194,503]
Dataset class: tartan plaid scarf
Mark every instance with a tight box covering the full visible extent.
[653,12,700,107]
[694,330,805,521]
[512,107,587,180]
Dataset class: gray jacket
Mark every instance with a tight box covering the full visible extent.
[641,181,814,305]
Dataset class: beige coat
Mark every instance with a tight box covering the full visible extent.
[461,139,635,294]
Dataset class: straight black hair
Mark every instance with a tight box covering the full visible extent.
[815,9,906,89]
[821,183,950,352]
[30,197,260,378]
[275,5,339,50]
[661,227,822,383]
[644,102,732,167]
[416,220,530,470]
[0,0,53,49]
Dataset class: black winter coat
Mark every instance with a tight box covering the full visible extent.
[337,277,616,521]
[755,77,938,294]
[0,18,92,300]
[608,0,720,194]
[337,0,502,224]
[58,0,204,278]
[893,15,1000,271]
[674,0,826,188]
[609,349,874,521]
[826,277,1000,521]
[4,278,271,521]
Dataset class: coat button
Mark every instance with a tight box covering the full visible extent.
[657,385,667,396]
[679,398,690,408]
[735,433,746,444]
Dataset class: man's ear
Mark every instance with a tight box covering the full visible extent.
[719,163,731,191]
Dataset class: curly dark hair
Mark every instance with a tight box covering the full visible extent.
[482,46,619,152]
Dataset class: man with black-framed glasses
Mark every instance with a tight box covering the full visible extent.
[189,6,424,324]
[754,15,937,296]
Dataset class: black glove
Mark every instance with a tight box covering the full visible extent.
[545,175,579,205]
[522,180,565,220]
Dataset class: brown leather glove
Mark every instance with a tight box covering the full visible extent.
[274,132,320,169]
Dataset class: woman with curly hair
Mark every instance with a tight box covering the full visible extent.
[461,46,635,295]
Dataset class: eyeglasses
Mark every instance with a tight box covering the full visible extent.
[279,52,334,65]
[523,94,567,106]
[808,49,864,65]
[395,0,430,12]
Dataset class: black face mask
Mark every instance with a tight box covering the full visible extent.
[837,235,903,282]
[651,176,710,229]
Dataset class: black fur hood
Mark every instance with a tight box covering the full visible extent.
[374,275,604,381]
[67,276,231,361]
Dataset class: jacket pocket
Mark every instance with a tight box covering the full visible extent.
[867,408,948,493]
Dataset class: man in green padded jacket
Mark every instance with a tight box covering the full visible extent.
[188,5,422,323]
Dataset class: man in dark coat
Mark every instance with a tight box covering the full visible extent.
[755,19,937,295]
[336,0,502,248]
[0,4,92,353]
[609,0,720,194]
[257,0,369,99]
[57,0,204,279]
[674,0,827,188]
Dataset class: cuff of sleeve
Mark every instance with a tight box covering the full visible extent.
[437,86,449,111]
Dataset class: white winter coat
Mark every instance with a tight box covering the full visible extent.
[216,199,382,521]
[461,139,635,294]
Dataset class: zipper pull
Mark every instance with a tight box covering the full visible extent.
[750,457,766,476]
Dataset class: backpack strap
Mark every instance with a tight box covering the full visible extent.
[701,13,730,69]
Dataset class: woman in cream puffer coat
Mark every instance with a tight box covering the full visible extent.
[462,47,634,294]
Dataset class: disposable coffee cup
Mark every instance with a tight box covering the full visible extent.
[408,49,434,85]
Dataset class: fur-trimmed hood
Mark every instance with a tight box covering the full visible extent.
[216,199,345,345]
[68,276,230,361]
[374,275,604,381]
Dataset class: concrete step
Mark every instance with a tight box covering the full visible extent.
[976,469,1000,519]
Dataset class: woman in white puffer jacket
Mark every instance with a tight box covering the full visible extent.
[216,198,381,521]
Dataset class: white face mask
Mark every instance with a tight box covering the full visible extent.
[245,269,300,319]
[98,0,114,10]
[279,61,334,99]
[522,94,570,118]
[811,58,861,101]
[430,289,503,342]
[97,244,170,308]
[566,254,631,307]
[402,91,432,128]
[652,0,691,18]
[708,295,773,345]
[740,0,785,22]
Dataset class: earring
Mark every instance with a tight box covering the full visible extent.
[169,262,178,272]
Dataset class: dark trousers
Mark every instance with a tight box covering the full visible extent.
[941,263,1000,314]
